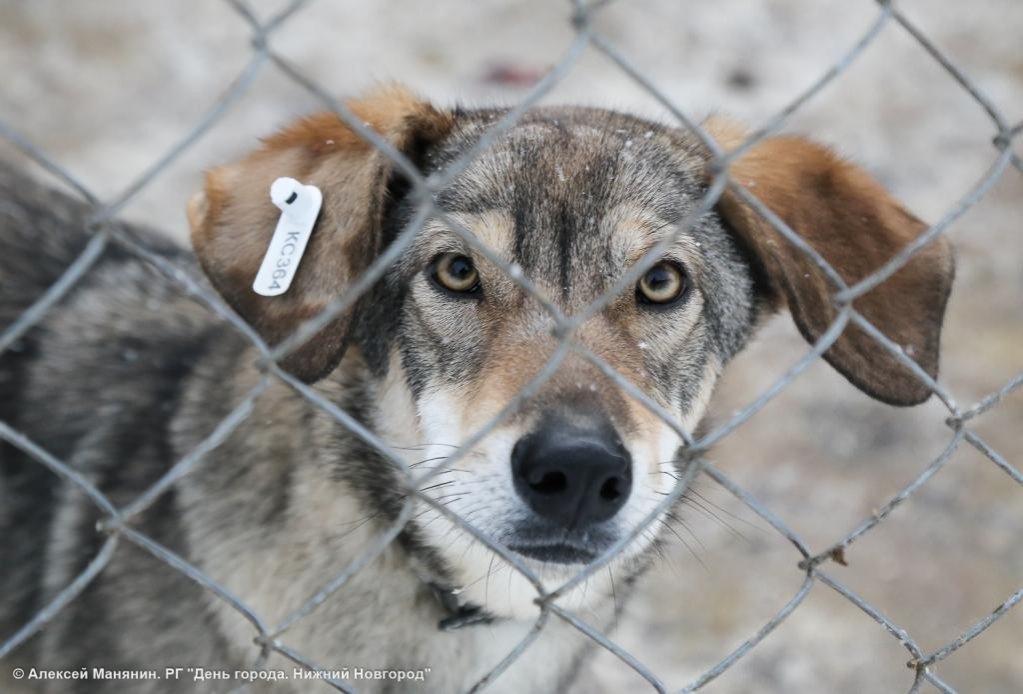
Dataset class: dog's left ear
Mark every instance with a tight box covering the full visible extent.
[187,86,453,382]
[703,118,954,406]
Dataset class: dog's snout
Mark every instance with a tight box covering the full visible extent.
[511,420,632,529]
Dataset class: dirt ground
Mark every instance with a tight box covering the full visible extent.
[1,1,1020,692]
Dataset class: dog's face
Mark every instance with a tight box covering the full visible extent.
[188,87,953,618]
[373,109,756,589]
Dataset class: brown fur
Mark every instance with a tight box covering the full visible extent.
[704,117,954,405]
[189,85,454,381]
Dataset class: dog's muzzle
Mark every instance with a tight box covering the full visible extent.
[508,414,632,563]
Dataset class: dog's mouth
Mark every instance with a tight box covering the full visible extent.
[506,541,597,565]
[503,522,618,567]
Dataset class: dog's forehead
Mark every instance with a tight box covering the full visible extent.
[434,107,705,217]
[421,107,708,287]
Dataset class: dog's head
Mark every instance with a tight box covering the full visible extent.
[188,86,953,618]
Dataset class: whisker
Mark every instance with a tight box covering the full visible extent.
[686,487,761,531]
[648,485,749,543]
[456,534,480,565]
[418,480,455,493]
[657,518,707,571]
[608,566,619,634]
[681,495,751,542]
[389,442,462,451]
[430,492,467,503]
[408,455,451,469]
[641,528,677,577]
[484,554,497,612]
[460,558,508,594]
[410,466,474,475]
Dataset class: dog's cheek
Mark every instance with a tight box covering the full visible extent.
[621,356,720,507]
[351,281,408,378]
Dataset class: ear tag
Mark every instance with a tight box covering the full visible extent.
[252,177,323,297]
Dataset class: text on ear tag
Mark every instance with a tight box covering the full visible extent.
[252,177,323,297]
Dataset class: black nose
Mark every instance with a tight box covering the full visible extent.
[511,419,632,529]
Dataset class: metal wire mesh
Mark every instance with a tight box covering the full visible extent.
[0,0,1020,691]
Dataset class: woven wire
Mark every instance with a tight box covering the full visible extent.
[1,1,1020,691]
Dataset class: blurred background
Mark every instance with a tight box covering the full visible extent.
[1,1,1020,691]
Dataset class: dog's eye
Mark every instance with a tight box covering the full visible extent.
[430,253,481,294]
[636,261,686,305]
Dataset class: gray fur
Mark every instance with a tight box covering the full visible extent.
[0,106,761,693]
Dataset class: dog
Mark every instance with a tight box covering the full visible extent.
[0,85,953,692]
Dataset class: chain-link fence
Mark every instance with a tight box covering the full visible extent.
[1,0,1020,691]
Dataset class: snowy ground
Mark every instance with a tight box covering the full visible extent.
[1,1,1021,691]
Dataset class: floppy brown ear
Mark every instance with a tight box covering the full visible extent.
[188,86,452,382]
[703,118,954,406]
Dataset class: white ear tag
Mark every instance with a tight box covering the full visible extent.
[252,177,323,297]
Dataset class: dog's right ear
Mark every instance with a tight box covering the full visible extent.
[187,86,452,382]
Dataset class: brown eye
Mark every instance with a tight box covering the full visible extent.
[431,253,480,294]
[637,261,686,305]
